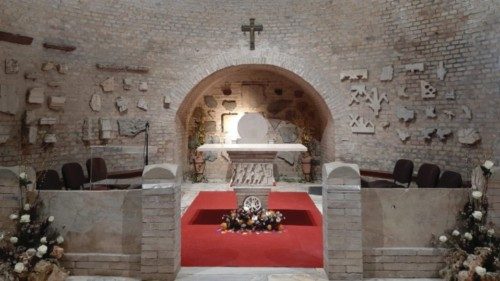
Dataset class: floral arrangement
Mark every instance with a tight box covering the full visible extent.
[436,160,499,280]
[220,207,285,232]
[0,173,67,281]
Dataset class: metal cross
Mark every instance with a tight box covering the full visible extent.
[241,18,263,50]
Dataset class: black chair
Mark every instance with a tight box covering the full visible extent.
[36,170,63,190]
[367,159,414,188]
[86,157,107,183]
[437,171,463,188]
[61,162,86,190]
[416,163,441,188]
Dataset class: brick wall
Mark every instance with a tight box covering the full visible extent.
[0,185,19,232]
[61,253,141,278]
[0,0,498,180]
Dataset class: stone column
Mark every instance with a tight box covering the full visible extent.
[141,164,181,281]
[322,162,363,280]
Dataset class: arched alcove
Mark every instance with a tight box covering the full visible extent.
[176,64,335,181]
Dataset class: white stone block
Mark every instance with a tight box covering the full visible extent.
[39,117,57,125]
[0,84,19,115]
[48,96,66,110]
[28,87,45,104]
[43,134,57,143]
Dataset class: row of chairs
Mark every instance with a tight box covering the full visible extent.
[362,159,463,188]
[36,158,108,190]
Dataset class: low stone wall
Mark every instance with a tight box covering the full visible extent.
[61,253,141,278]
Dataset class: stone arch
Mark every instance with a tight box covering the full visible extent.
[170,51,344,175]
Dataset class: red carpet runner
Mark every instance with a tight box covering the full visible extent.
[181,191,323,267]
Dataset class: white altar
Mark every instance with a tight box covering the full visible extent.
[197,113,307,209]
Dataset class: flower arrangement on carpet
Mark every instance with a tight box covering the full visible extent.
[0,172,68,281]
[220,207,285,232]
[435,160,499,281]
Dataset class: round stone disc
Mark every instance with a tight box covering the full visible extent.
[237,112,268,143]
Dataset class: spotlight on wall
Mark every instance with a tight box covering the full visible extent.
[222,83,232,95]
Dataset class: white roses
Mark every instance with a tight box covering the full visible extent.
[452,230,460,236]
[20,214,30,223]
[464,232,473,240]
[23,203,30,211]
[472,191,482,200]
[48,216,55,223]
[14,262,25,273]
[483,160,494,170]
[40,237,47,244]
[439,235,448,243]
[475,266,486,276]
[56,235,64,244]
[487,229,495,236]
[36,245,48,258]
[9,214,18,220]
[0,232,4,242]
[19,172,28,180]
[10,237,18,244]
[472,211,483,221]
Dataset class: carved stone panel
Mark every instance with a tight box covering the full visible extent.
[137,98,148,111]
[123,78,132,90]
[349,114,375,134]
[340,69,368,81]
[379,65,393,81]
[99,118,112,140]
[458,128,481,145]
[404,63,424,72]
[443,110,455,120]
[396,106,415,122]
[28,87,45,104]
[396,130,410,142]
[445,90,456,100]
[462,106,472,120]
[5,59,19,74]
[397,86,409,99]
[420,81,436,99]
[349,85,366,106]
[90,94,102,112]
[437,61,447,80]
[436,128,452,141]
[0,85,19,115]
[231,163,274,186]
[425,106,436,118]
[39,117,57,125]
[28,126,37,144]
[422,128,436,141]
[48,96,66,110]
[117,119,148,136]
[365,87,388,117]
[116,97,128,112]
[139,82,148,91]
[82,118,93,141]
[100,77,116,92]
[24,110,36,125]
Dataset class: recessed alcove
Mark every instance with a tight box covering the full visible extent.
[177,65,334,182]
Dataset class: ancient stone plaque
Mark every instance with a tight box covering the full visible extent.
[277,151,295,165]
[82,118,93,141]
[90,94,102,112]
[123,78,132,90]
[242,84,266,108]
[43,134,57,143]
[222,100,237,111]
[57,64,68,74]
[349,114,375,134]
[39,117,57,125]
[137,98,148,111]
[42,62,55,71]
[278,126,298,143]
[238,113,268,143]
[0,84,19,115]
[445,90,456,100]
[349,85,366,106]
[396,130,410,142]
[443,110,455,119]
[436,61,447,81]
[404,62,424,72]
[27,126,37,144]
[420,81,437,99]
[396,106,415,122]
[5,59,19,74]
[100,77,116,92]
[422,128,436,141]
[204,95,217,108]
[458,128,481,145]
[139,81,148,91]
[28,87,45,104]
[117,119,148,136]
[24,110,36,125]
[436,128,452,141]
[99,118,112,140]
[116,97,128,112]
[340,69,368,81]
[397,86,409,99]
[462,106,472,120]
[48,96,66,110]
[379,65,393,81]
[365,88,388,117]
[425,106,436,118]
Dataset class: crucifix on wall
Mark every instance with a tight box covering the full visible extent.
[241,18,263,50]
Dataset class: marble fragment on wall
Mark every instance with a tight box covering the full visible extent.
[0,85,19,115]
